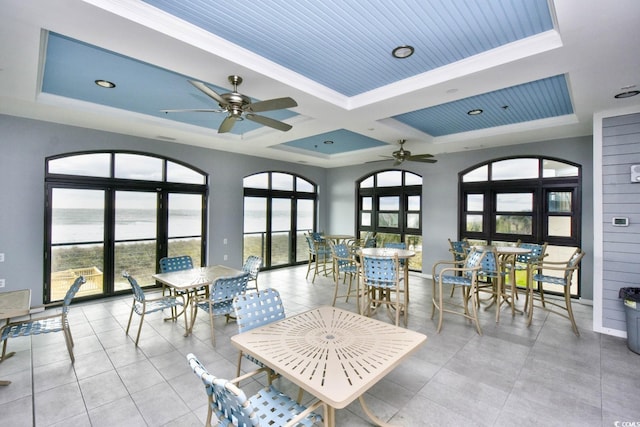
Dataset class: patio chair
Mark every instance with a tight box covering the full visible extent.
[361,253,406,326]
[191,272,250,344]
[329,242,360,306]
[304,233,331,283]
[242,255,263,292]
[122,271,186,346]
[1,276,85,363]
[383,241,410,304]
[159,255,195,317]
[159,255,194,273]
[476,246,511,322]
[431,248,484,335]
[232,288,285,378]
[506,242,548,300]
[447,238,469,296]
[187,353,325,427]
[530,248,585,335]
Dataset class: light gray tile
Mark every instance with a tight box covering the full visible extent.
[88,395,147,427]
[79,369,128,410]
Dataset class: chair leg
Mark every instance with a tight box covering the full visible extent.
[565,287,580,336]
[63,328,75,363]
[209,312,215,345]
[470,285,483,335]
[1,337,9,361]
[126,304,135,336]
[306,254,314,279]
[135,313,145,346]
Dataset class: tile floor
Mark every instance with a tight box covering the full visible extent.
[1,265,639,426]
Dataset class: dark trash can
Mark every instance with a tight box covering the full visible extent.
[619,287,640,354]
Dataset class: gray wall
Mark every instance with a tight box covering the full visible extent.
[0,115,326,305]
[328,136,594,301]
[0,114,593,308]
[601,112,640,331]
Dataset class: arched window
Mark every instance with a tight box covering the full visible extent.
[243,172,317,269]
[357,170,423,271]
[459,156,582,296]
[45,151,207,302]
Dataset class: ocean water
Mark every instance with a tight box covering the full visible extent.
[52,208,313,244]
[52,208,201,244]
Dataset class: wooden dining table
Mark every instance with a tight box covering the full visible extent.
[231,306,427,427]
[0,289,31,386]
[152,265,244,335]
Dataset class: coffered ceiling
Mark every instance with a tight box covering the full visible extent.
[1,0,639,167]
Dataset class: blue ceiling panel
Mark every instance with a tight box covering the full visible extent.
[42,32,297,135]
[141,0,553,96]
[392,75,574,136]
[278,130,387,155]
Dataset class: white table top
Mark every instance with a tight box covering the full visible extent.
[231,306,426,409]
[0,289,31,320]
[152,265,244,291]
[359,247,416,259]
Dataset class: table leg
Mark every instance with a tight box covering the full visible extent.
[326,405,336,427]
[359,395,398,427]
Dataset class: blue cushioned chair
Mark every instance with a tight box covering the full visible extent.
[159,255,194,273]
[447,238,470,297]
[187,353,325,427]
[159,255,195,317]
[122,271,186,346]
[242,255,263,292]
[191,272,250,344]
[476,246,511,322]
[500,242,548,305]
[329,242,359,306]
[361,254,406,326]
[232,288,285,378]
[1,276,85,363]
[304,234,331,283]
[530,248,585,335]
[431,248,484,334]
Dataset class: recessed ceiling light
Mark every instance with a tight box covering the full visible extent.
[392,45,414,59]
[95,79,116,88]
[467,109,483,115]
[324,140,334,144]
[614,90,640,99]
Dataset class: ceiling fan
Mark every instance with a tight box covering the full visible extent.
[161,75,297,133]
[380,139,437,166]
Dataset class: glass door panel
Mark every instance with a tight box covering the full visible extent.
[50,188,105,301]
[167,193,203,266]
[271,198,291,266]
[114,191,157,291]
[296,199,314,263]
[243,197,267,262]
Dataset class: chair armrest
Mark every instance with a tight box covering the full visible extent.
[146,293,185,304]
[228,367,272,385]
[284,399,327,427]
[432,260,480,278]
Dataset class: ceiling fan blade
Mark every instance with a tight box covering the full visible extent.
[218,115,238,133]
[245,97,297,113]
[189,80,228,106]
[160,108,224,113]
[246,114,292,132]
[408,156,438,163]
[407,153,434,159]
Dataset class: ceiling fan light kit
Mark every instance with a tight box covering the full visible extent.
[380,139,437,166]
[161,75,297,133]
